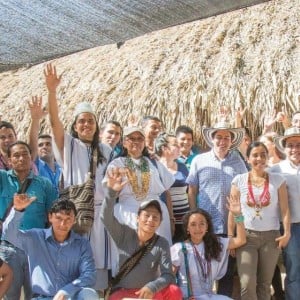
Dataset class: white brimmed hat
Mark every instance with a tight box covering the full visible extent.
[123,126,145,138]
[274,127,300,153]
[74,102,95,118]
[202,121,245,150]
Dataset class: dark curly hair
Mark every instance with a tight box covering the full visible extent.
[182,208,223,261]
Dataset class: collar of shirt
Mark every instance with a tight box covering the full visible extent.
[7,169,34,179]
[44,227,81,244]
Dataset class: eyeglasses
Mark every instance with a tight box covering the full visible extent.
[125,137,145,143]
[285,143,300,149]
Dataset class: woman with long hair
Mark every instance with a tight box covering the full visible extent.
[171,196,246,299]
[229,141,290,300]
[44,63,112,291]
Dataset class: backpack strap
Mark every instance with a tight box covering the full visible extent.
[181,242,193,298]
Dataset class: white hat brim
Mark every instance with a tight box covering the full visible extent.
[202,127,245,150]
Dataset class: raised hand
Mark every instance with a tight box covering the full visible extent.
[44,63,62,92]
[106,167,128,192]
[28,95,48,120]
[13,193,36,211]
[235,106,247,127]
[217,105,230,122]
[263,109,277,133]
[226,194,241,216]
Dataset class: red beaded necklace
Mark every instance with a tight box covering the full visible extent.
[247,173,270,218]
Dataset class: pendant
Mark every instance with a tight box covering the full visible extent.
[253,204,262,220]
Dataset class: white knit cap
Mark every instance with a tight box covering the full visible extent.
[74,102,95,118]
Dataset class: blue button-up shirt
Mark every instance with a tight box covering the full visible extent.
[35,158,62,194]
[2,209,96,297]
[0,170,57,229]
[186,149,247,234]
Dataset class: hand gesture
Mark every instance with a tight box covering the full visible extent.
[127,114,140,126]
[135,285,154,299]
[217,105,230,122]
[235,106,247,127]
[276,106,288,123]
[263,109,277,133]
[106,167,127,192]
[28,96,48,120]
[44,63,62,92]
[226,194,241,216]
[13,194,36,211]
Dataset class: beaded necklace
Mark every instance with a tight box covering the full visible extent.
[191,241,212,295]
[247,172,270,219]
[125,156,150,200]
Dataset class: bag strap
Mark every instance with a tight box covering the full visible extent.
[181,242,193,298]
[89,147,97,179]
[110,234,159,288]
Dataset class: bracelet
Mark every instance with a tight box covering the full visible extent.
[227,234,234,237]
[234,214,244,223]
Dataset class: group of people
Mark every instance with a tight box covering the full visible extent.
[0,62,299,300]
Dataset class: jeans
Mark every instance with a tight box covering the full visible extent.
[0,241,32,300]
[31,288,99,300]
[283,223,300,300]
[236,229,280,300]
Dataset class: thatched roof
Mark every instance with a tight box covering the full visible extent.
[0,0,299,145]
[0,0,269,72]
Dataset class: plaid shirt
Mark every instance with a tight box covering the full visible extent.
[187,149,247,234]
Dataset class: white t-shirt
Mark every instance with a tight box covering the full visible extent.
[232,172,285,231]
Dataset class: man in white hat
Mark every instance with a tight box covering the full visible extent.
[270,127,300,300]
[186,121,248,297]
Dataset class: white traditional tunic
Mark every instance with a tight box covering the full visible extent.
[106,156,175,245]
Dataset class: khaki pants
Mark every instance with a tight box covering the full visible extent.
[236,229,280,300]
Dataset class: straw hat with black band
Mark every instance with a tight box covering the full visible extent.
[202,121,245,150]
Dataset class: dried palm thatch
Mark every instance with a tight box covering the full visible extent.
[0,0,299,147]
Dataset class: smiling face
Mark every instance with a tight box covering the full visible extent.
[284,136,300,165]
[212,130,233,157]
[123,131,145,159]
[247,144,268,171]
[73,112,97,142]
[0,127,17,154]
[100,123,121,148]
[186,213,208,244]
[137,206,162,235]
[143,120,162,140]
[176,132,193,157]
